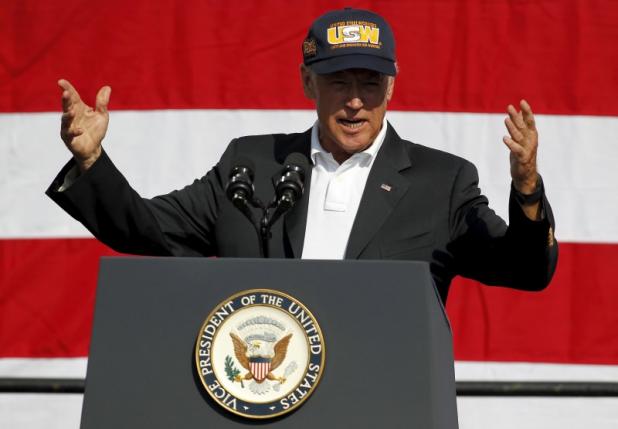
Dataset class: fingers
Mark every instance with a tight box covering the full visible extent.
[504,117,524,142]
[502,135,525,157]
[520,99,537,131]
[60,110,73,128]
[61,89,75,113]
[58,79,81,112]
[506,100,537,131]
[503,103,537,166]
[60,110,84,142]
[503,100,539,191]
[95,86,112,113]
[507,103,526,130]
[58,79,112,115]
[503,99,538,156]
[58,80,84,143]
[504,100,538,143]
[58,78,78,94]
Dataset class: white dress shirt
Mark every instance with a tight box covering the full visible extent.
[301,118,388,260]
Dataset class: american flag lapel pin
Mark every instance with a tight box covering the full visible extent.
[380,183,392,192]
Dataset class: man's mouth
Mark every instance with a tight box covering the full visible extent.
[337,118,366,130]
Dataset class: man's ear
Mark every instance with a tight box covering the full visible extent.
[385,62,398,102]
[386,76,395,102]
[300,64,316,99]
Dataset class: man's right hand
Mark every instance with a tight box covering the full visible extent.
[58,79,111,172]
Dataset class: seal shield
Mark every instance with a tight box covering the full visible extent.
[195,289,325,419]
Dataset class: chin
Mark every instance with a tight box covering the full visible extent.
[338,136,372,153]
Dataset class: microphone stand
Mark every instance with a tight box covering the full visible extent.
[260,214,271,259]
[227,156,306,259]
[230,193,281,259]
[258,190,298,258]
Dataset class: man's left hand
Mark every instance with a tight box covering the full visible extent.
[503,99,539,194]
[503,99,542,220]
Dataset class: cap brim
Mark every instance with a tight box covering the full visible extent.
[307,54,397,76]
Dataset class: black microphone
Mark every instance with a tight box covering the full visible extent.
[225,157,261,246]
[225,157,255,210]
[267,153,309,227]
[275,152,309,209]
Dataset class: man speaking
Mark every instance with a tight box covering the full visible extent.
[47,8,557,303]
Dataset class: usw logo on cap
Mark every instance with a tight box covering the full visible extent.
[327,24,380,45]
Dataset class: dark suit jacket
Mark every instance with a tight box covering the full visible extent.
[47,123,558,303]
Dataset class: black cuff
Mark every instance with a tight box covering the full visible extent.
[512,176,544,206]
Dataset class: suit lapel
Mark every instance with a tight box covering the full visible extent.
[271,129,312,258]
[345,124,412,259]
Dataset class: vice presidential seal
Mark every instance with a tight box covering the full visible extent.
[195,289,325,419]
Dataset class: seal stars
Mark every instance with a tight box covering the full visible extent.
[195,289,325,419]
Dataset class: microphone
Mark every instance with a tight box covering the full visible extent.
[225,157,260,242]
[224,153,309,258]
[275,152,309,209]
[268,153,309,227]
[225,157,255,210]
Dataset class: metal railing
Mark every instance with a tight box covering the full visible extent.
[1,378,618,396]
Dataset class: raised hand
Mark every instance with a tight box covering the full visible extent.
[502,99,539,195]
[502,99,543,220]
[58,79,111,172]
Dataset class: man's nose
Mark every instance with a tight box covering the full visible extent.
[345,83,364,110]
[346,96,363,110]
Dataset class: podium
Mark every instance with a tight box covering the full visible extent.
[81,258,458,428]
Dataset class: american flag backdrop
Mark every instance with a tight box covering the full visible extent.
[1,1,618,427]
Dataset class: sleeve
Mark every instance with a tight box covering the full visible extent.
[448,160,558,291]
[45,141,239,257]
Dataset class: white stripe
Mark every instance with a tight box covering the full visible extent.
[454,361,618,382]
[2,358,616,382]
[457,397,618,429]
[2,396,617,429]
[1,110,617,242]
[0,395,83,429]
[0,358,87,378]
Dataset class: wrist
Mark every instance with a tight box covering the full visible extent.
[512,175,543,206]
[513,172,540,194]
[76,148,102,173]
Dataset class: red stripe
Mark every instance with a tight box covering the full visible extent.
[251,362,268,381]
[1,1,617,115]
[1,238,617,363]
[0,239,120,357]
[447,242,618,364]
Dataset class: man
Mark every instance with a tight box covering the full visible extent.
[47,8,557,303]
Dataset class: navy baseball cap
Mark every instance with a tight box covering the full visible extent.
[302,8,397,76]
